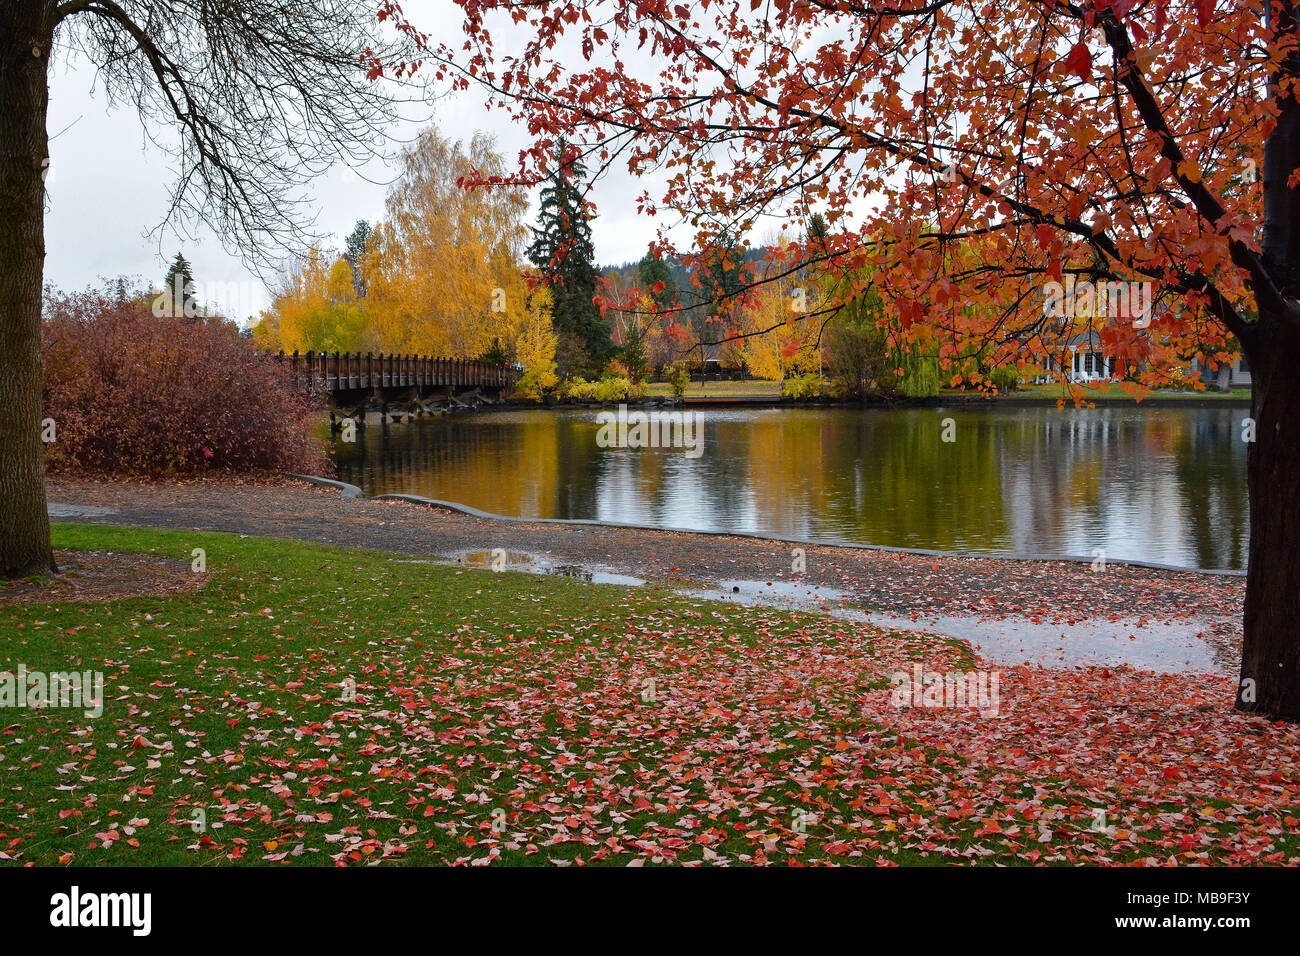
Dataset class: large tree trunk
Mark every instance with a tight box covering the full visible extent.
[1236,330,1300,721]
[0,0,56,579]
[1236,1,1300,721]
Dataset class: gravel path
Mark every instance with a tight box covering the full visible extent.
[45,477,1244,635]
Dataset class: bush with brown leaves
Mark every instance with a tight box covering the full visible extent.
[43,287,331,478]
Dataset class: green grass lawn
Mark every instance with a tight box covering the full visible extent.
[1003,382,1251,401]
[0,524,1290,866]
[645,379,780,399]
[0,524,941,866]
[642,379,1248,402]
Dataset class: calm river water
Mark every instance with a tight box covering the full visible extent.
[332,405,1249,571]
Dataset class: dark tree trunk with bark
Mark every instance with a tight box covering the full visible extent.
[0,0,56,578]
[1237,331,1300,722]
[1237,2,1300,721]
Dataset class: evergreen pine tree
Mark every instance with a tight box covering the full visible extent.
[621,320,648,384]
[479,336,508,366]
[343,220,372,298]
[807,213,828,245]
[526,141,613,377]
[697,230,748,339]
[703,231,746,312]
[161,253,197,318]
[637,251,676,310]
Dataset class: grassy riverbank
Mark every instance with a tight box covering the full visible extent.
[645,379,782,399]
[1010,382,1251,401]
[643,379,1250,402]
[1,523,1294,866]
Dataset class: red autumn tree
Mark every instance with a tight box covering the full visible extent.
[408,0,1300,719]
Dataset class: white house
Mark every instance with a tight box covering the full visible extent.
[1190,355,1251,390]
[1063,329,1113,383]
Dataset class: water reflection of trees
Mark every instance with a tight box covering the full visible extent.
[1171,410,1249,570]
[989,410,1247,568]
[333,406,1248,570]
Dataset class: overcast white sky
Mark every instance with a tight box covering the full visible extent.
[42,1,667,322]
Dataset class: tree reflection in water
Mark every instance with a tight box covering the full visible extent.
[334,406,1249,571]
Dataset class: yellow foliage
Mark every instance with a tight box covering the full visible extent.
[738,259,823,380]
[258,249,372,353]
[253,125,532,362]
[364,128,530,358]
[515,287,559,399]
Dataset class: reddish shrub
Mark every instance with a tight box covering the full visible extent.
[42,286,331,478]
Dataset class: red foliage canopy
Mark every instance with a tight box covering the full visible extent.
[392,0,1289,396]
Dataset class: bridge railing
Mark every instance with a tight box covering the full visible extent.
[274,350,520,393]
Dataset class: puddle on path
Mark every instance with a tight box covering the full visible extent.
[683,582,1227,675]
[447,549,647,586]
[438,551,1227,676]
[679,578,864,615]
[862,612,1226,676]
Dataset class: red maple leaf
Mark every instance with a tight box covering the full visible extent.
[1063,42,1092,82]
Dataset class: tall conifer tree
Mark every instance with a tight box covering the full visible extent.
[526,142,613,377]
[162,253,197,318]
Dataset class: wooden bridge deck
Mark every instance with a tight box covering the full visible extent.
[274,350,519,394]
[274,350,520,429]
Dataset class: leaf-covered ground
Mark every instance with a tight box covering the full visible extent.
[0,523,1294,866]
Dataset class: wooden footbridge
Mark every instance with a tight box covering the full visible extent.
[275,350,520,430]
